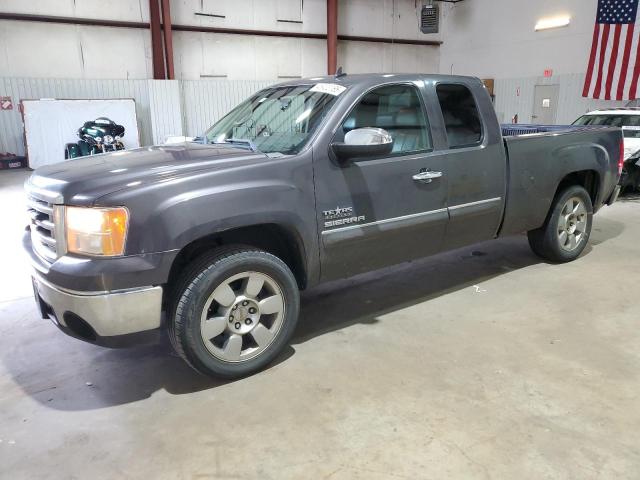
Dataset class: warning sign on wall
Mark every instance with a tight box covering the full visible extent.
[0,97,13,110]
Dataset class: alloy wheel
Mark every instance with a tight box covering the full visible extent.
[199,271,285,362]
[557,196,588,251]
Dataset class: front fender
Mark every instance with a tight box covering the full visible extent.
[136,179,312,248]
[96,153,319,284]
[160,181,305,248]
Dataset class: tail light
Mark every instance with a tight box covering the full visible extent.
[619,140,624,176]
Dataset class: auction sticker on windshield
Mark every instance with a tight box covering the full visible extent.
[310,83,347,96]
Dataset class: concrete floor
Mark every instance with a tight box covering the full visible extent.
[1,168,639,479]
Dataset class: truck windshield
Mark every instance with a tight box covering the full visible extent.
[573,114,640,138]
[204,84,342,155]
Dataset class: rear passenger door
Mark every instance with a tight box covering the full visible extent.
[314,83,450,281]
[434,82,506,250]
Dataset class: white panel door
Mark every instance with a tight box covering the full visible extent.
[532,84,559,125]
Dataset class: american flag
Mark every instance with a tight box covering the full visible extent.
[583,0,640,101]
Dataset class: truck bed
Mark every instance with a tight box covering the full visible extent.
[499,126,621,236]
[501,124,590,136]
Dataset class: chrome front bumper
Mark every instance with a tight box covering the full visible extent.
[32,272,163,339]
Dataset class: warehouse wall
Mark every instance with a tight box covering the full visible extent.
[439,0,627,123]
[439,0,598,78]
[494,74,625,125]
[0,77,152,157]
[0,77,272,157]
[0,0,441,80]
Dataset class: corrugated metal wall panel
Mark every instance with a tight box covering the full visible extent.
[494,73,626,125]
[0,79,23,157]
[181,79,272,137]
[0,77,272,158]
[0,77,153,157]
[148,80,184,144]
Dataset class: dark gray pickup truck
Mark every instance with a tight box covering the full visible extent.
[25,74,622,378]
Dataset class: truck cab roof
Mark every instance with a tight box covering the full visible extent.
[273,73,484,90]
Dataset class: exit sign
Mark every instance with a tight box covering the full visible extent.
[544,69,553,78]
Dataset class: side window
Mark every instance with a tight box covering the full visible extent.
[436,84,483,148]
[342,84,432,154]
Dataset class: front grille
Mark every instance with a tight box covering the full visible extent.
[27,194,59,262]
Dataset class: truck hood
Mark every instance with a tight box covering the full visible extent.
[26,143,269,205]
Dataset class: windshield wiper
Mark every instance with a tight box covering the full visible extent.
[210,138,258,152]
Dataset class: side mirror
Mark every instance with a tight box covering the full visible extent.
[331,127,394,162]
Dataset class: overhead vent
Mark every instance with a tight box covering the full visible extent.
[421,4,439,34]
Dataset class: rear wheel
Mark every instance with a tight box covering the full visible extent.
[169,247,300,378]
[527,185,593,263]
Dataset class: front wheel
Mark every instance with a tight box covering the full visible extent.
[169,247,300,378]
[527,185,593,263]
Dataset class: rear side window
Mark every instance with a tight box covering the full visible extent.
[436,84,482,148]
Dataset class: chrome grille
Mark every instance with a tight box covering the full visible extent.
[27,195,59,262]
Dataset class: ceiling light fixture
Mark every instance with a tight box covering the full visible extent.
[535,16,571,31]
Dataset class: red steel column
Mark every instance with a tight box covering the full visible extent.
[149,0,165,79]
[161,0,175,79]
[327,0,338,75]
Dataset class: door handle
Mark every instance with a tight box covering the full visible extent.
[412,170,443,184]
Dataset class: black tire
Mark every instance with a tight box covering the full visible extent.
[527,185,593,263]
[169,246,300,379]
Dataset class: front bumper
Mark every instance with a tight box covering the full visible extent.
[32,271,163,345]
[23,230,178,292]
[23,229,173,346]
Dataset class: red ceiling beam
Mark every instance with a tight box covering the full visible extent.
[149,0,165,79]
[327,0,338,75]
[160,0,175,79]
[0,13,443,46]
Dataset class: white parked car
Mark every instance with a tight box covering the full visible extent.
[573,109,640,159]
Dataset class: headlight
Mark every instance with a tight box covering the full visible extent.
[103,135,114,145]
[115,135,121,141]
[94,136,102,143]
[65,206,129,256]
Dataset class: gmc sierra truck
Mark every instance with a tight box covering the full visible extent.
[25,74,622,378]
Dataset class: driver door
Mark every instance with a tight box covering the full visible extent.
[313,83,449,281]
